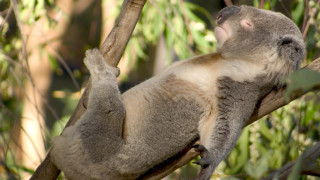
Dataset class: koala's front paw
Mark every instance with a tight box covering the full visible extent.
[192,144,215,180]
[84,49,120,77]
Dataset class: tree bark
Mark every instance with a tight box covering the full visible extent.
[30,0,320,179]
[248,57,320,125]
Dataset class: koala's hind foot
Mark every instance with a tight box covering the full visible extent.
[82,48,125,125]
[192,144,215,180]
[84,49,120,78]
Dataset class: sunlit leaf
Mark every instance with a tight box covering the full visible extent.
[291,0,304,24]
[285,69,320,101]
[245,153,269,178]
[231,128,249,173]
[287,153,304,180]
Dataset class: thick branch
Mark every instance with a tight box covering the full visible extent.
[66,0,147,127]
[248,57,320,124]
[100,0,147,66]
[30,0,146,179]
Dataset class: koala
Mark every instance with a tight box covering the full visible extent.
[50,5,305,180]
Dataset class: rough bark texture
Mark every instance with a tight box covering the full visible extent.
[30,0,320,179]
[248,58,320,125]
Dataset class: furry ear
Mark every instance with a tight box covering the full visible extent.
[277,36,305,70]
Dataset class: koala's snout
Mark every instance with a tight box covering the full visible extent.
[217,6,240,24]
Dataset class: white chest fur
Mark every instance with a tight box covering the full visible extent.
[172,57,266,91]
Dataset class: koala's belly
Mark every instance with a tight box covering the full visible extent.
[121,75,208,167]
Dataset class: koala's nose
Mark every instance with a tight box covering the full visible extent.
[217,6,240,24]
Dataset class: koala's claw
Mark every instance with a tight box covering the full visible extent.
[192,144,215,180]
[193,159,211,168]
[192,144,207,153]
[192,145,212,168]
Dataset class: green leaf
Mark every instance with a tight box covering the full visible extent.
[287,153,304,180]
[291,0,304,24]
[47,52,58,70]
[184,2,215,27]
[272,174,279,180]
[51,116,69,138]
[285,69,320,101]
[231,128,249,173]
[259,120,273,140]
[245,153,269,178]
[263,2,271,10]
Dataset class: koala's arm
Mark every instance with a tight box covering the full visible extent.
[194,77,261,180]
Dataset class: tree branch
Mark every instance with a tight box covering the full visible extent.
[100,0,147,67]
[30,0,146,179]
[248,57,320,125]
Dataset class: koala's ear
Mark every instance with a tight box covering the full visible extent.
[277,36,305,70]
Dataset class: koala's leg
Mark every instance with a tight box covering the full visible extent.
[81,48,125,146]
[50,49,126,180]
[194,78,261,180]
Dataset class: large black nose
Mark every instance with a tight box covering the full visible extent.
[217,6,240,24]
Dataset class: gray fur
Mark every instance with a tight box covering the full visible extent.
[50,6,305,180]
[218,6,305,63]
[192,76,275,180]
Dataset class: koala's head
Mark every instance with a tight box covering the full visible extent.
[215,6,305,84]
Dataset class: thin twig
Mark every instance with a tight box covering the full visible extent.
[149,0,195,56]
[10,0,28,67]
[1,52,60,121]
[178,0,194,44]
[0,6,12,34]
[278,0,292,18]
[0,98,44,163]
[260,0,264,9]
[0,9,9,16]
[9,66,47,161]
[302,0,320,39]
[223,0,233,6]
[33,22,80,91]
[302,0,309,32]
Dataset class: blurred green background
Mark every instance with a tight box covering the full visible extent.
[1,0,320,179]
